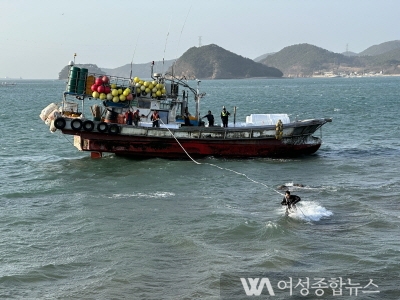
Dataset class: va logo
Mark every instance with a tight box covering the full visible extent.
[240,278,275,296]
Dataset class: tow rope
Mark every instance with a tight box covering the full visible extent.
[159,119,284,196]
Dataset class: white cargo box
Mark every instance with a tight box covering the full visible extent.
[246,114,290,125]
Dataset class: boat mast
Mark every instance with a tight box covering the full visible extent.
[195,80,201,122]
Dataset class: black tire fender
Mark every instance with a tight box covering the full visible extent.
[83,120,95,132]
[97,122,108,133]
[71,119,83,131]
[108,123,120,134]
[54,117,66,130]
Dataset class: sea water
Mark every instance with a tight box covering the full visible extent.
[0,77,399,299]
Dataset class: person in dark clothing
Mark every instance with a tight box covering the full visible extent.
[281,190,301,212]
[202,110,214,126]
[221,106,230,127]
[183,111,193,126]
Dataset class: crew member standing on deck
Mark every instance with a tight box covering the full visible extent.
[281,190,301,213]
[125,108,133,125]
[202,110,214,127]
[183,108,193,126]
[151,110,160,127]
[221,106,230,127]
[133,109,141,126]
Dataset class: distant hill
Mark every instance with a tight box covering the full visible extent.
[359,40,400,56]
[58,40,400,80]
[358,48,400,73]
[254,52,276,62]
[260,44,357,77]
[101,60,174,79]
[59,61,174,80]
[58,64,105,80]
[259,42,400,76]
[169,44,283,79]
[341,51,358,57]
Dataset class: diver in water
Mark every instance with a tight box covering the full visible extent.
[281,190,301,213]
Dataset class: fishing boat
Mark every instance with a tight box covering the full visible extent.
[40,61,332,159]
[1,82,16,86]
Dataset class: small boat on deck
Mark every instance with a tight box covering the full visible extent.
[40,61,331,159]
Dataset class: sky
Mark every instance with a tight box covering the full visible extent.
[1,0,399,79]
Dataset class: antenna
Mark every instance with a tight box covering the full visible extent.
[162,17,172,74]
[171,3,193,74]
[130,35,140,79]
[198,36,202,47]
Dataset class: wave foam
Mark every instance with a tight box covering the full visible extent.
[110,192,175,199]
[286,201,333,222]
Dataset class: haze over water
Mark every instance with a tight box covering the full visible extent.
[0,77,399,299]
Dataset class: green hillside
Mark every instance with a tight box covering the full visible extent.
[260,44,358,77]
[257,40,400,76]
[359,48,400,74]
[170,44,283,79]
[359,40,400,56]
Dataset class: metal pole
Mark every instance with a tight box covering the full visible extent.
[233,106,236,127]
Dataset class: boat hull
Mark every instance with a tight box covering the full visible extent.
[52,117,330,159]
[68,130,322,159]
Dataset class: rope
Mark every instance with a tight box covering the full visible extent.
[297,206,307,218]
[62,133,75,147]
[158,120,313,220]
[159,119,284,196]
